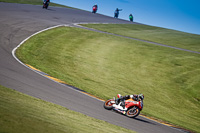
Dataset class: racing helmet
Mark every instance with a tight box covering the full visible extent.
[117,94,122,98]
[130,95,134,99]
[138,94,144,100]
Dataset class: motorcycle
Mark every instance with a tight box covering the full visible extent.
[92,6,97,13]
[129,16,133,22]
[43,0,49,9]
[103,95,143,118]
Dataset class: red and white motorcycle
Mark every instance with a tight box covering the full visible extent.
[103,95,143,118]
[92,6,97,13]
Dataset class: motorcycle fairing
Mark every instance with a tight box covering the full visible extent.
[125,98,139,109]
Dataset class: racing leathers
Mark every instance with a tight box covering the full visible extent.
[116,95,139,108]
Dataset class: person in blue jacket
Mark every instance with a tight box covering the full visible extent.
[114,8,122,18]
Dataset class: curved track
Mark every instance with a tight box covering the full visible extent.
[0,3,186,133]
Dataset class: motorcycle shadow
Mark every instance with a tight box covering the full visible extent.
[42,7,56,11]
[46,8,56,11]
[133,117,156,125]
[112,110,155,125]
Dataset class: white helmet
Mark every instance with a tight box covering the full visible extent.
[130,95,134,99]
[117,94,122,98]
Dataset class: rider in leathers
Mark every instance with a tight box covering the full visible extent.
[44,0,50,5]
[116,94,144,108]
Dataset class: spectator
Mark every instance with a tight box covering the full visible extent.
[114,8,122,18]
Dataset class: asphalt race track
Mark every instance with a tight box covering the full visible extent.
[0,3,186,133]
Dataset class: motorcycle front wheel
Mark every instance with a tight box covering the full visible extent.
[45,4,48,9]
[126,106,140,118]
[103,99,114,110]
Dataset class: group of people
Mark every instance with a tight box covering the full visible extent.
[114,8,134,22]
[93,5,134,22]
[43,1,133,22]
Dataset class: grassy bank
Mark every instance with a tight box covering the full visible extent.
[81,24,200,52]
[0,85,135,133]
[16,26,200,132]
[0,0,72,8]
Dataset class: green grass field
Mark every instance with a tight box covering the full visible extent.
[16,26,200,132]
[81,24,200,52]
[2,0,200,132]
[0,85,135,133]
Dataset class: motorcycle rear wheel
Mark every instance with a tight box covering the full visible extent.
[103,99,114,110]
[126,106,140,118]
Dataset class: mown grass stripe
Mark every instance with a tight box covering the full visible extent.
[15,26,199,133]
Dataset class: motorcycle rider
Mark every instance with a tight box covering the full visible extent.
[116,94,144,109]
[92,4,98,13]
[129,14,133,22]
[43,0,50,8]
[44,0,50,3]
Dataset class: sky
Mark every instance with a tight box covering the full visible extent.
[51,0,200,35]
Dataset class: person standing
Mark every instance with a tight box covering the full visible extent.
[114,8,122,18]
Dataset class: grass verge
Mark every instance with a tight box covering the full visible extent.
[16,26,200,132]
[81,24,200,52]
[0,85,135,133]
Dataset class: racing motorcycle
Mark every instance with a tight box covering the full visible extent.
[103,95,143,118]
[92,6,97,13]
[43,0,49,9]
[129,15,133,22]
